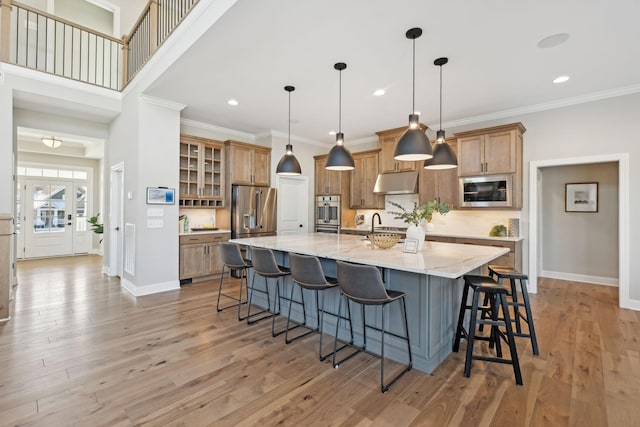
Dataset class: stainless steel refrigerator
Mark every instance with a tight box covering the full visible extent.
[231,185,277,238]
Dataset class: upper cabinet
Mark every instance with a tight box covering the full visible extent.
[225,140,271,186]
[419,138,459,207]
[455,122,525,209]
[179,135,225,208]
[350,150,384,209]
[314,154,345,195]
[456,123,525,177]
[376,125,428,173]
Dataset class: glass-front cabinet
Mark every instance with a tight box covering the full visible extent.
[179,135,225,207]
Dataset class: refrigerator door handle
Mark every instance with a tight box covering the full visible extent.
[256,189,263,228]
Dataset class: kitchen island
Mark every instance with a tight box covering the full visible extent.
[229,233,508,373]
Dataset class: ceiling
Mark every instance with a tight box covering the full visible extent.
[144,0,640,146]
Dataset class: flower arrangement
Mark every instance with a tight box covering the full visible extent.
[387,200,450,226]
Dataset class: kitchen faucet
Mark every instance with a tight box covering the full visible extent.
[371,212,382,235]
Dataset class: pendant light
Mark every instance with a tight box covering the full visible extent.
[325,62,355,171]
[394,27,433,162]
[276,85,302,175]
[424,57,458,170]
[41,136,62,148]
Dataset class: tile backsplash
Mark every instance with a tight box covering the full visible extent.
[356,194,522,237]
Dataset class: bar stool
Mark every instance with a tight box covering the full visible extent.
[333,261,412,393]
[248,247,298,337]
[217,243,250,320]
[287,253,353,361]
[453,274,522,385]
[488,265,539,355]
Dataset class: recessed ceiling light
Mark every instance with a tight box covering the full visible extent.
[553,75,570,84]
[227,99,239,106]
[329,131,336,135]
[537,33,570,49]
[373,89,385,96]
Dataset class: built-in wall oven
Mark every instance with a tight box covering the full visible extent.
[315,195,340,233]
[459,175,513,208]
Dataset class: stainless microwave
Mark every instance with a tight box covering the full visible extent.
[459,175,513,208]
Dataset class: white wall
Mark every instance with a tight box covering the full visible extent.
[540,162,618,284]
[0,86,14,215]
[55,0,113,35]
[445,92,639,302]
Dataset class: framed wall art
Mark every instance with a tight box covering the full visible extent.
[565,182,598,212]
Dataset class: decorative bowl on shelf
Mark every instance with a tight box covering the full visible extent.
[368,233,401,249]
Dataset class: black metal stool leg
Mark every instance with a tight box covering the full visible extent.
[520,278,539,355]
[453,282,470,352]
[509,278,523,334]
[499,293,523,385]
[464,290,481,378]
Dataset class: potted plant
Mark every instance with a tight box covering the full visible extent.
[87,213,104,243]
[388,200,450,250]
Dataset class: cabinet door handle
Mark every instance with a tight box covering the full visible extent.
[485,162,488,172]
[480,163,484,172]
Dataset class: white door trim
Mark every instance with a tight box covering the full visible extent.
[528,153,634,310]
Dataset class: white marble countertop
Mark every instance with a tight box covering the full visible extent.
[229,233,508,279]
[179,229,231,236]
[340,227,524,242]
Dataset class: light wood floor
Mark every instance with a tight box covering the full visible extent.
[1,256,639,426]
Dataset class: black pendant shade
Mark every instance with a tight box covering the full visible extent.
[425,57,457,170]
[276,85,302,176]
[326,62,355,171]
[394,27,433,162]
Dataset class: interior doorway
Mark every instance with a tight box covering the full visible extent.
[276,175,309,235]
[108,162,124,277]
[529,153,632,309]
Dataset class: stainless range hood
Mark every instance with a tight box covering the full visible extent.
[373,171,419,195]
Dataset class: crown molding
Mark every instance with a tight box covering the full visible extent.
[180,118,255,141]
[443,83,640,129]
[139,95,185,111]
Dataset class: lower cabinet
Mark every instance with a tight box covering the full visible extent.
[426,235,522,273]
[179,232,230,280]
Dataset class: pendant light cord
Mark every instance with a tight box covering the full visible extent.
[288,90,291,145]
[439,63,442,131]
[338,68,342,133]
[412,38,416,114]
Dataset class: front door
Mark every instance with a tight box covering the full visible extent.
[24,180,74,258]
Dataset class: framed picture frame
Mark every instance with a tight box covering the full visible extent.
[403,238,419,253]
[146,187,175,205]
[565,182,598,212]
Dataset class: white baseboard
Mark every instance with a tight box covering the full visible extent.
[121,278,180,297]
[540,270,618,287]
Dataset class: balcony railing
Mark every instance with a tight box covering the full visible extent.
[0,0,199,91]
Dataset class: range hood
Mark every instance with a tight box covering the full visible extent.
[373,171,419,195]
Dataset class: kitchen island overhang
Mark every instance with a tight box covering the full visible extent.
[229,233,509,374]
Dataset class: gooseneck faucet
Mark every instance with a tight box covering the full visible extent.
[371,212,382,235]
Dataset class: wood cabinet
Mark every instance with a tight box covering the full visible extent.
[376,124,428,173]
[456,123,524,177]
[179,135,225,208]
[179,232,230,280]
[419,138,459,208]
[350,150,384,209]
[425,235,522,273]
[225,140,271,186]
[314,155,344,195]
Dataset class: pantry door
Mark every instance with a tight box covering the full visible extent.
[24,180,74,258]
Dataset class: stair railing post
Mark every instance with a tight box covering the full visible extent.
[149,0,158,55]
[121,35,129,88]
